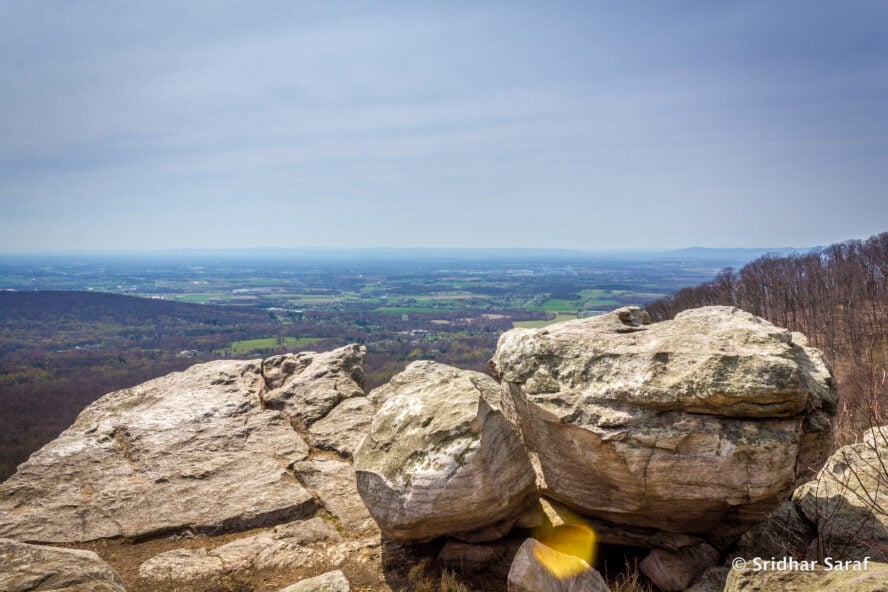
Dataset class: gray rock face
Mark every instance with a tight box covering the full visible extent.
[294,459,376,532]
[138,516,359,585]
[0,538,126,592]
[263,345,366,429]
[489,306,836,537]
[308,396,375,459]
[355,361,538,542]
[280,570,351,592]
[686,567,730,592]
[639,543,719,592]
[0,346,366,544]
[507,538,611,592]
[793,426,888,561]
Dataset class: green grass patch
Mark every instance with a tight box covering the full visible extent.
[171,293,229,303]
[215,336,323,356]
[540,298,580,312]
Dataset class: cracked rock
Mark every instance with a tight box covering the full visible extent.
[0,346,366,543]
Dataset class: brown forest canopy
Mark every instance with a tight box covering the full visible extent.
[646,231,888,444]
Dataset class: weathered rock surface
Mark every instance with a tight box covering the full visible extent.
[738,426,888,565]
[0,537,126,592]
[308,396,375,459]
[0,345,366,544]
[686,567,730,592]
[138,516,368,585]
[725,562,888,592]
[294,458,376,532]
[507,538,610,592]
[279,570,351,592]
[262,345,366,429]
[639,543,719,592]
[355,361,538,542]
[732,498,816,561]
[489,306,837,537]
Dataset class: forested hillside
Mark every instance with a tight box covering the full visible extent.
[646,232,888,444]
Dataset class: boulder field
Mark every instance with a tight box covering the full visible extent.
[3,306,874,592]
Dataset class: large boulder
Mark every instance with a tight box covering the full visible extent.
[0,538,126,592]
[355,361,538,542]
[0,345,366,543]
[489,306,837,539]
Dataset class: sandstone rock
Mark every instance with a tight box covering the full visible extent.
[354,361,537,542]
[0,538,126,592]
[308,396,375,459]
[139,516,346,584]
[639,543,719,592]
[489,306,836,538]
[507,538,610,592]
[725,562,888,591]
[792,425,888,561]
[686,567,730,592]
[262,344,366,428]
[279,570,350,592]
[0,345,366,544]
[294,458,376,532]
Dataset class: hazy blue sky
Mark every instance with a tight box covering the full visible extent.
[1,1,887,250]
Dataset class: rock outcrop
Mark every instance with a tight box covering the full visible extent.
[740,425,888,563]
[355,361,538,542]
[489,306,837,539]
[0,345,367,544]
[262,345,366,429]
[0,538,126,592]
[138,516,370,587]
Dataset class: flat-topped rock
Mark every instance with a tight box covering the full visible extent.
[490,306,837,537]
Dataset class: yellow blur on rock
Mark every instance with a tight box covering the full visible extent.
[531,499,597,579]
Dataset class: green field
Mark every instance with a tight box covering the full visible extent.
[513,313,578,328]
[215,337,323,356]
[540,298,580,312]
[168,293,228,303]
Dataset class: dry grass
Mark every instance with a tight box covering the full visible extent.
[608,557,654,592]
[406,558,470,592]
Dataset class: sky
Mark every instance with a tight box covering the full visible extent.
[1,1,887,251]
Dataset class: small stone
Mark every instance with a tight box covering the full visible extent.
[507,538,611,592]
[639,543,719,592]
[279,569,350,592]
